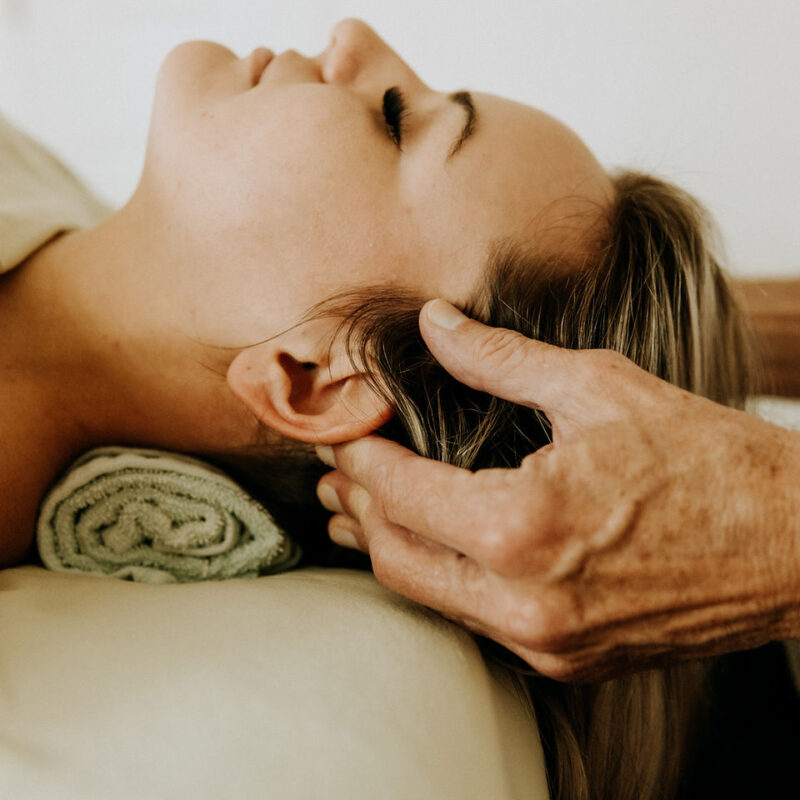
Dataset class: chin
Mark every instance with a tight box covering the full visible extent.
[155,40,239,98]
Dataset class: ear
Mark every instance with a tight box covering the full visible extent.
[226,319,394,444]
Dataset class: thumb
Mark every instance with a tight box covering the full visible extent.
[419,298,582,414]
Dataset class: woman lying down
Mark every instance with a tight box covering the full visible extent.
[0,17,754,800]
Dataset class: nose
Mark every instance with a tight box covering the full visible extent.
[318,18,416,89]
[319,19,379,85]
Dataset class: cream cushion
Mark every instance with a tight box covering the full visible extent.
[0,565,549,800]
[0,113,109,273]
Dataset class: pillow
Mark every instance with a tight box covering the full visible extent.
[0,565,549,800]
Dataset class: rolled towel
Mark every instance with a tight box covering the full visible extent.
[37,447,301,583]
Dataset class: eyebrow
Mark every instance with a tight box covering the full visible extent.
[446,90,478,161]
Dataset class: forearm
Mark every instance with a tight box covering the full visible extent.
[773,427,800,641]
[735,278,800,397]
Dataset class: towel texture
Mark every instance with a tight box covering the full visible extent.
[37,447,301,583]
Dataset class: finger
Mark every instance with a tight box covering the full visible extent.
[418,299,586,417]
[320,437,549,564]
[363,514,485,624]
[328,514,367,552]
[363,517,577,675]
[317,471,371,521]
[351,508,613,681]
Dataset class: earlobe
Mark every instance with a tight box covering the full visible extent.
[226,323,393,444]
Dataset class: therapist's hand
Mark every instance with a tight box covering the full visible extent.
[316,300,800,681]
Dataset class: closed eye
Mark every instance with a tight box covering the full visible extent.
[382,87,409,149]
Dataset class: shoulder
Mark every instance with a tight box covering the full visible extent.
[0,112,110,274]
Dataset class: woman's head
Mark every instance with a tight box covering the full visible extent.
[133,18,752,491]
[136,18,611,349]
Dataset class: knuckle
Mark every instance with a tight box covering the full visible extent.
[536,656,583,682]
[504,591,581,653]
[573,348,642,417]
[476,533,513,573]
[577,347,627,379]
[503,597,547,646]
[472,328,529,373]
[480,515,531,572]
[368,536,397,587]
[478,488,552,572]
[369,462,399,521]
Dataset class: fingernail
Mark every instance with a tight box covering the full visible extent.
[315,444,335,467]
[330,525,360,550]
[425,299,466,330]
[316,482,344,514]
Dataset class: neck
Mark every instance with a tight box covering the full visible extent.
[0,194,261,563]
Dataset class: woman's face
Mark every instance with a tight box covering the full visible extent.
[138,18,611,345]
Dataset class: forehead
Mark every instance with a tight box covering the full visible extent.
[460,93,611,246]
[403,92,613,300]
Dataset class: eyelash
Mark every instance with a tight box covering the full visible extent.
[382,87,409,148]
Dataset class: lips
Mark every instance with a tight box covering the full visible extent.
[249,47,274,86]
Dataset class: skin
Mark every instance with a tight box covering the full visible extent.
[141,18,611,342]
[317,300,800,681]
[0,18,610,566]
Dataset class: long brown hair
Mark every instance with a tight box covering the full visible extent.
[211,170,757,799]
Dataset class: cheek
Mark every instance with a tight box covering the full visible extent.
[139,82,415,338]
[213,92,394,253]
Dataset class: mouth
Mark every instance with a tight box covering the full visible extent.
[248,47,274,87]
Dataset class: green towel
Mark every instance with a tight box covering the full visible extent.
[36,447,301,583]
